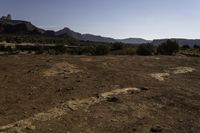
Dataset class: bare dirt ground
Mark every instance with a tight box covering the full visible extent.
[0,55,199,133]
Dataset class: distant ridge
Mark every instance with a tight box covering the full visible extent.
[117,38,151,44]
[153,39,200,46]
[0,14,149,44]
[0,14,44,34]
[1,14,200,45]
[55,28,149,44]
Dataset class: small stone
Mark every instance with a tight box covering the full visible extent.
[25,125,36,130]
[76,80,81,82]
[150,126,163,132]
[110,119,118,122]
[27,70,32,73]
[93,93,100,98]
[68,101,78,111]
[56,88,62,92]
[63,76,68,79]
[140,87,149,91]
[32,107,37,110]
[106,97,119,102]
[178,119,184,122]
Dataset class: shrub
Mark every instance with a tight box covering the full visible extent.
[79,46,96,55]
[94,45,110,55]
[157,40,179,55]
[112,43,124,50]
[0,45,6,51]
[136,43,155,55]
[53,45,67,54]
[193,45,200,49]
[182,45,190,50]
[112,47,136,55]
[47,49,57,55]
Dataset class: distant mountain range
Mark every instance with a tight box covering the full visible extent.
[0,15,150,44]
[0,15,200,46]
[55,27,150,44]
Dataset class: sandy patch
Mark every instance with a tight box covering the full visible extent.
[43,62,81,76]
[150,66,196,81]
[150,73,170,81]
[173,67,195,74]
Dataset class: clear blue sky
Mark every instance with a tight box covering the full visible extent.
[0,0,200,40]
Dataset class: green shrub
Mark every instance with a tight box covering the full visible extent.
[157,40,179,55]
[136,43,155,55]
[79,46,96,55]
[112,43,124,50]
[112,47,136,55]
[182,45,190,50]
[47,49,57,55]
[193,45,200,49]
[94,45,110,55]
[53,45,67,54]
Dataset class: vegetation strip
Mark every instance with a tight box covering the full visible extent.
[0,87,141,133]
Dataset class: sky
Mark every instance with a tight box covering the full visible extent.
[0,0,200,40]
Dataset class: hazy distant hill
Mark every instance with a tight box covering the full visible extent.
[56,28,149,44]
[55,28,116,43]
[117,38,150,44]
[0,15,149,44]
[80,34,116,43]
[2,15,200,46]
[153,39,200,46]
[55,27,81,39]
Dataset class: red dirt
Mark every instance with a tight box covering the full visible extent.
[0,55,199,133]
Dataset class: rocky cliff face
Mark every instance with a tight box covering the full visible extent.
[0,14,45,34]
[0,14,12,21]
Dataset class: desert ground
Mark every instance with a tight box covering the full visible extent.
[0,55,199,133]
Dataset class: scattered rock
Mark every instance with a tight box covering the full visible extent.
[106,97,119,102]
[25,125,36,131]
[68,101,78,111]
[140,87,149,91]
[55,88,63,93]
[178,119,184,122]
[150,126,163,132]
[76,80,81,82]
[93,93,100,98]
[86,75,91,78]
[110,119,118,122]
[63,76,68,79]
[32,107,37,110]
[27,70,32,73]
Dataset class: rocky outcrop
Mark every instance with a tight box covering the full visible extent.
[0,14,12,21]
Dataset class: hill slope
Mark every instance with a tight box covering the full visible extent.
[56,28,149,44]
